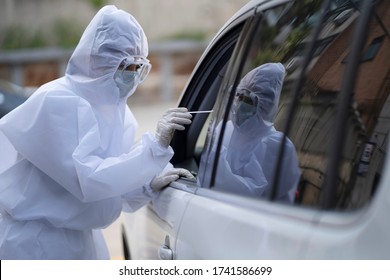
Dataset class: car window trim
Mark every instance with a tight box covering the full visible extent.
[210,14,264,187]
[171,25,244,166]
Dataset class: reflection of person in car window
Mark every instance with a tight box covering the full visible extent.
[215,63,301,202]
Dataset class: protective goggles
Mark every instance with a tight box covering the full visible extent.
[118,56,152,84]
[235,88,256,106]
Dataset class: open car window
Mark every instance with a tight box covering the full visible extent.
[170,14,250,175]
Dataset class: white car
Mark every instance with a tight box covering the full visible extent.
[122,0,390,259]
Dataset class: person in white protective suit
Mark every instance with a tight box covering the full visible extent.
[214,63,301,202]
[0,5,193,259]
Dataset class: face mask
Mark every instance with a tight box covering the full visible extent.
[114,70,139,98]
[233,101,256,127]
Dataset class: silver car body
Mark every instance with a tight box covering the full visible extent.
[123,0,390,259]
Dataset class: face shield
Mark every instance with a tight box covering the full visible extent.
[232,87,257,127]
[233,63,285,127]
[114,56,152,98]
[117,56,152,83]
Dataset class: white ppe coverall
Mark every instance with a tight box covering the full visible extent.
[0,6,174,259]
[215,63,301,202]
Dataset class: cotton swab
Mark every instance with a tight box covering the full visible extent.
[188,110,213,114]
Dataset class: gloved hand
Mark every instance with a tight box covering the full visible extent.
[155,108,192,148]
[150,168,195,191]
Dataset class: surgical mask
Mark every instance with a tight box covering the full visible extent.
[114,70,139,98]
[233,101,257,127]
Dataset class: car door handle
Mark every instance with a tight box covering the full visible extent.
[158,235,174,260]
[159,245,173,260]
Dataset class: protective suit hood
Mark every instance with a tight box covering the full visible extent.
[234,63,285,130]
[66,5,148,103]
[215,63,300,202]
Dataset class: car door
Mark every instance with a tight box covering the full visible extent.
[122,0,254,260]
[171,0,390,259]
[125,0,390,259]
[170,0,321,259]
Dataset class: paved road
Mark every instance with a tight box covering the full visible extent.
[102,99,177,260]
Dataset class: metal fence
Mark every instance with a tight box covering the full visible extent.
[0,40,208,101]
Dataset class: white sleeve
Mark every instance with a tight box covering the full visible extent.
[0,93,173,203]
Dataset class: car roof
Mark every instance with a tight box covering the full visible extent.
[205,0,291,55]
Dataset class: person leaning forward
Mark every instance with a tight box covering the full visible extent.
[0,5,193,260]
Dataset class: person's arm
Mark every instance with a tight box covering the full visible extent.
[0,93,173,202]
[122,163,194,212]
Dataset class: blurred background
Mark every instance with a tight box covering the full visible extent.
[0,0,248,105]
[0,0,249,259]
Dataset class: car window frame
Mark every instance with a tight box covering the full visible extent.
[201,2,300,196]
[208,14,265,188]
[173,0,385,212]
[194,0,376,209]
[170,14,252,172]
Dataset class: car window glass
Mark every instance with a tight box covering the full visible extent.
[200,0,389,211]
[286,0,389,210]
[208,2,306,203]
[196,17,259,187]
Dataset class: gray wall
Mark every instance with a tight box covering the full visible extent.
[1,0,249,42]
